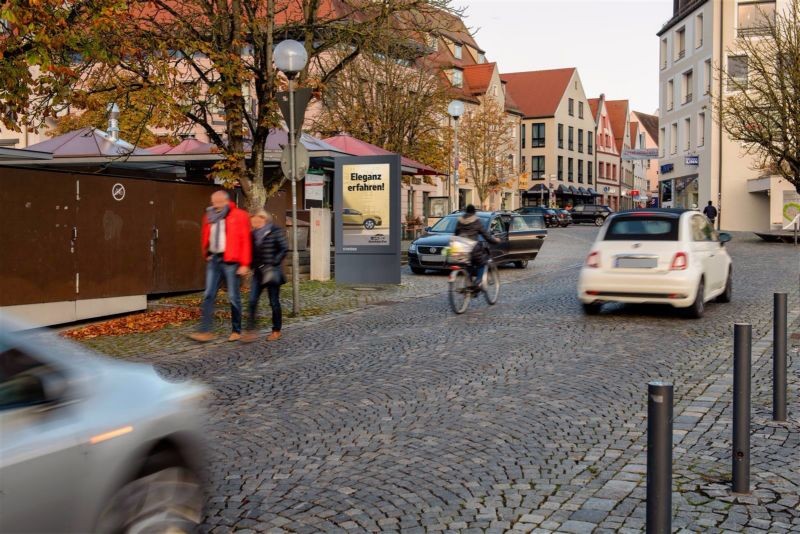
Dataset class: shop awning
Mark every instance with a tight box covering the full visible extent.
[587,187,600,196]
[578,186,589,197]
[527,183,550,194]
[568,185,579,195]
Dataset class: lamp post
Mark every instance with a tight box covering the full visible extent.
[448,100,464,211]
[274,39,308,317]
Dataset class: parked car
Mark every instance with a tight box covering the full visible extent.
[514,206,559,228]
[556,209,573,227]
[570,204,614,226]
[342,208,382,229]
[578,209,732,318]
[0,320,207,532]
[408,211,547,274]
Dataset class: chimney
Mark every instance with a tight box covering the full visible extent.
[107,103,120,141]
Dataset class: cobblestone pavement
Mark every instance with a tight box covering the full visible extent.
[116,227,799,533]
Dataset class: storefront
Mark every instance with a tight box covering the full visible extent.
[659,174,698,209]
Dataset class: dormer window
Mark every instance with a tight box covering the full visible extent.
[451,68,463,87]
[453,43,462,60]
[478,52,486,63]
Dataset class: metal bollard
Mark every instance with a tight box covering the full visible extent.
[732,323,751,494]
[773,293,788,422]
[647,381,673,534]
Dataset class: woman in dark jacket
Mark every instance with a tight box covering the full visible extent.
[455,205,499,286]
[244,209,288,342]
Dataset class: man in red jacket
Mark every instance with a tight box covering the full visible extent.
[189,190,252,342]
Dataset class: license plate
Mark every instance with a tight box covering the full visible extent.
[420,254,445,263]
[616,257,657,268]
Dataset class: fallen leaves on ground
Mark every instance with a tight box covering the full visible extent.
[62,307,201,340]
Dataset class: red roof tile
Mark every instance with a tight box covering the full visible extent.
[463,63,495,95]
[630,122,639,148]
[605,100,630,153]
[500,68,575,119]
[588,98,600,121]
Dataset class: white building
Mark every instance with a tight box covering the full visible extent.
[657,0,795,231]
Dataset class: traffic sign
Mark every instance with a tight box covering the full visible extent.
[281,144,309,181]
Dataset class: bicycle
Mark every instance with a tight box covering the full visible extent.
[447,260,500,314]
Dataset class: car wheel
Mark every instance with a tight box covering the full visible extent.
[594,216,604,226]
[717,269,732,303]
[363,219,376,230]
[582,302,602,315]
[686,278,705,319]
[514,260,528,269]
[96,462,203,533]
[410,266,426,275]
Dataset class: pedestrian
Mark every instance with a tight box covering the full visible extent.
[703,200,718,224]
[243,209,288,343]
[189,190,252,343]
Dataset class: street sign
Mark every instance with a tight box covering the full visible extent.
[281,143,310,181]
[276,88,313,138]
[685,155,699,166]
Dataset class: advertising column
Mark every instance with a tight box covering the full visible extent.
[334,155,401,284]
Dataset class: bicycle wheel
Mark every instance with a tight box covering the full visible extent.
[448,268,471,314]
[483,264,500,305]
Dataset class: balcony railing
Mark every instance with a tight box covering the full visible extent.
[738,26,770,37]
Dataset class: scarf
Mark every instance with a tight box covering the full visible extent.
[207,204,230,253]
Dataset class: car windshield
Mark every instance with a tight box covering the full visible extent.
[604,215,679,241]
[429,215,489,233]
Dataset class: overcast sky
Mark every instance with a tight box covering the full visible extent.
[457,0,673,115]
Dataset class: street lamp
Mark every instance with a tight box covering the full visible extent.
[274,39,308,317]
[448,100,464,211]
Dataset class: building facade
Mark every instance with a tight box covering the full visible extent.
[657,0,794,231]
[606,100,634,210]
[589,96,621,210]
[631,111,661,204]
[502,68,598,208]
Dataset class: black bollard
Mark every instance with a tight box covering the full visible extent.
[646,381,673,534]
[773,293,788,422]
[732,323,751,494]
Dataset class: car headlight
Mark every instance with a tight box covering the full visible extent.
[409,243,417,253]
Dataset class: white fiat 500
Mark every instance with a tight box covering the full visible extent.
[578,209,732,318]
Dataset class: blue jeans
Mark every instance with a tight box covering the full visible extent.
[247,270,282,332]
[200,255,242,333]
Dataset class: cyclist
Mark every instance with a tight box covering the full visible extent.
[454,205,500,289]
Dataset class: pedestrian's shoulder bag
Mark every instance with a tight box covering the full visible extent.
[259,264,281,285]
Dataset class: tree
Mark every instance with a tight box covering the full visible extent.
[2,0,459,211]
[716,0,800,192]
[458,98,515,208]
[310,40,451,173]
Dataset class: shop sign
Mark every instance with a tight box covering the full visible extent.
[660,163,674,174]
[685,155,699,166]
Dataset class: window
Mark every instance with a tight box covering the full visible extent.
[675,27,686,60]
[704,60,712,94]
[660,38,668,69]
[578,160,584,183]
[568,98,575,116]
[728,55,749,89]
[578,129,584,153]
[422,192,430,217]
[478,52,486,63]
[605,163,611,179]
[659,127,666,157]
[683,117,691,151]
[605,216,679,241]
[695,13,704,47]
[588,163,593,184]
[521,124,526,149]
[691,215,715,241]
[558,124,564,149]
[579,102,584,119]
[568,126,574,150]
[738,1,776,36]
[450,68,463,87]
[531,156,545,179]
[453,43,462,59]
[612,164,617,180]
[568,158,574,182]
[520,155,526,172]
[407,189,414,216]
[670,122,678,154]
[698,112,706,147]
[667,80,674,111]
[532,123,545,147]
[588,133,593,155]
[558,156,564,180]
[682,70,694,104]
[0,347,62,410]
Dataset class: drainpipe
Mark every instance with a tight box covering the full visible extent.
[717,2,724,229]
[107,103,120,142]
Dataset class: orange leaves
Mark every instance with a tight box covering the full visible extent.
[62,306,201,339]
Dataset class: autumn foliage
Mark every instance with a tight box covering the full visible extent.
[62,306,200,339]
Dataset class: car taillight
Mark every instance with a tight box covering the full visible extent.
[671,252,688,270]
[586,251,600,268]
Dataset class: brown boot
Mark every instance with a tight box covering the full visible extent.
[240,331,259,343]
[188,332,216,343]
[228,332,242,342]
[266,331,282,341]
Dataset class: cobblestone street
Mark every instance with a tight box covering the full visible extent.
[119,227,799,533]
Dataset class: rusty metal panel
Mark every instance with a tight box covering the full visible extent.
[74,175,154,300]
[0,168,76,306]
[151,182,213,293]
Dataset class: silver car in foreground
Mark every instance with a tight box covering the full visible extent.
[0,320,207,533]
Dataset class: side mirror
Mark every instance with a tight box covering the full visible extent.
[718,232,732,245]
[424,226,432,233]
